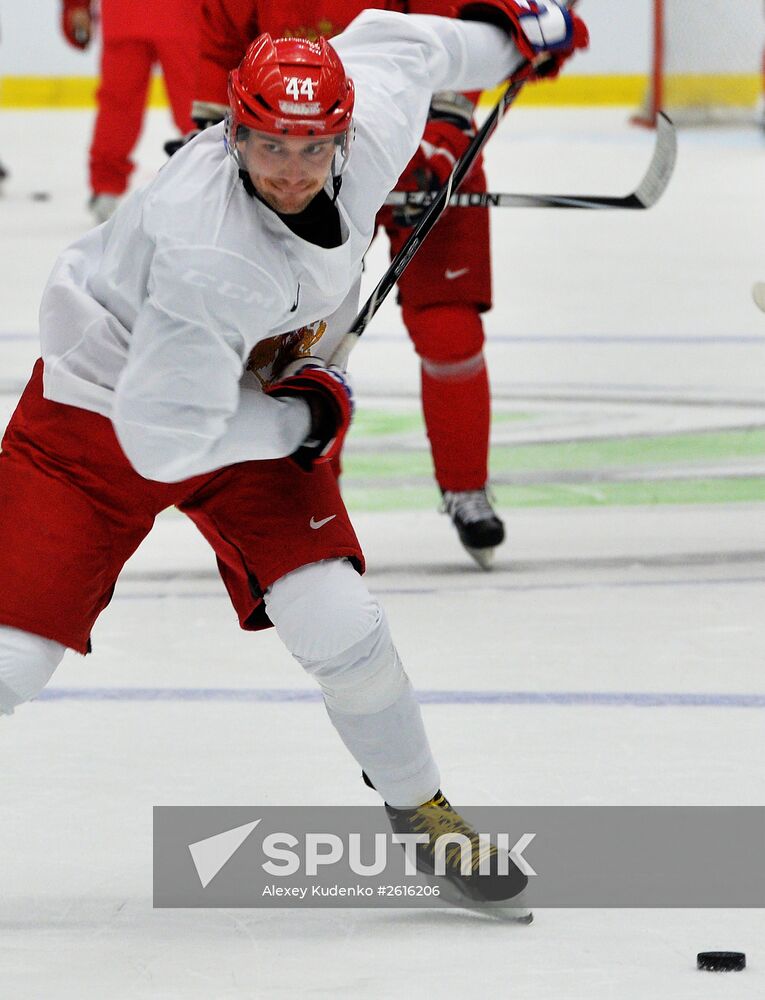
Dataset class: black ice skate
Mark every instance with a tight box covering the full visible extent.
[384,790,532,922]
[441,487,505,570]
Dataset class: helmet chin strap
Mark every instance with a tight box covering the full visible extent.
[329,124,354,203]
[237,169,260,200]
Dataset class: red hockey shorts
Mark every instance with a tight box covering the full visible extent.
[0,361,364,654]
[379,161,492,312]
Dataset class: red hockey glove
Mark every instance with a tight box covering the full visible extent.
[264,360,354,472]
[394,92,476,227]
[460,0,588,79]
[61,0,93,49]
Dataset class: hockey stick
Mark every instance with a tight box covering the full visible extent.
[383,111,677,212]
[328,56,544,369]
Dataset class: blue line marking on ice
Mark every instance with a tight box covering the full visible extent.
[4,331,765,345]
[364,333,765,346]
[496,335,765,345]
[38,688,765,707]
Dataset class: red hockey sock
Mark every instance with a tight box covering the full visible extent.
[403,304,490,492]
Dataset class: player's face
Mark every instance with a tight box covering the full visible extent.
[239,131,337,214]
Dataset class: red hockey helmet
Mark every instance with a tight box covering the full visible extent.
[228,34,355,139]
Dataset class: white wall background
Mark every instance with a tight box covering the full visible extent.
[1,1,763,77]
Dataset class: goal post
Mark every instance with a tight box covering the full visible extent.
[635,0,765,126]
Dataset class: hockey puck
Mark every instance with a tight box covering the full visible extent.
[30,191,51,202]
[697,951,746,972]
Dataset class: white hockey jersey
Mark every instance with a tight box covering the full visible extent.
[39,11,520,483]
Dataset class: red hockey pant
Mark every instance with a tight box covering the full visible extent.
[90,39,195,195]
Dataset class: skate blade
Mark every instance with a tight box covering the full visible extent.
[753,282,765,313]
[458,900,534,924]
[438,880,533,923]
[464,545,496,571]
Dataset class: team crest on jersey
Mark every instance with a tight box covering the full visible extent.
[247,320,328,386]
[281,18,335,42]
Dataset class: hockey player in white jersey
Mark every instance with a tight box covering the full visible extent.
[0,3,586,913]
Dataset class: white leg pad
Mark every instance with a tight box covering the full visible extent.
[0,625,66,716]
[266,559,381,669]
[265,560,440,808]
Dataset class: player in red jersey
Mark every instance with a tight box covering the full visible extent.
[191,0,504,569]
[61,0,199,222]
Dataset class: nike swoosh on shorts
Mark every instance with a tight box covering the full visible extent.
[310,515,337,529]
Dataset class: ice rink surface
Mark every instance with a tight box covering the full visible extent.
[1,106,764,998]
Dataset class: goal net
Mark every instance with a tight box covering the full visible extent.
[635,0,765,125]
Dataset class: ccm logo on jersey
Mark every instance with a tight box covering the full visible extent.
[181,269,266,306]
